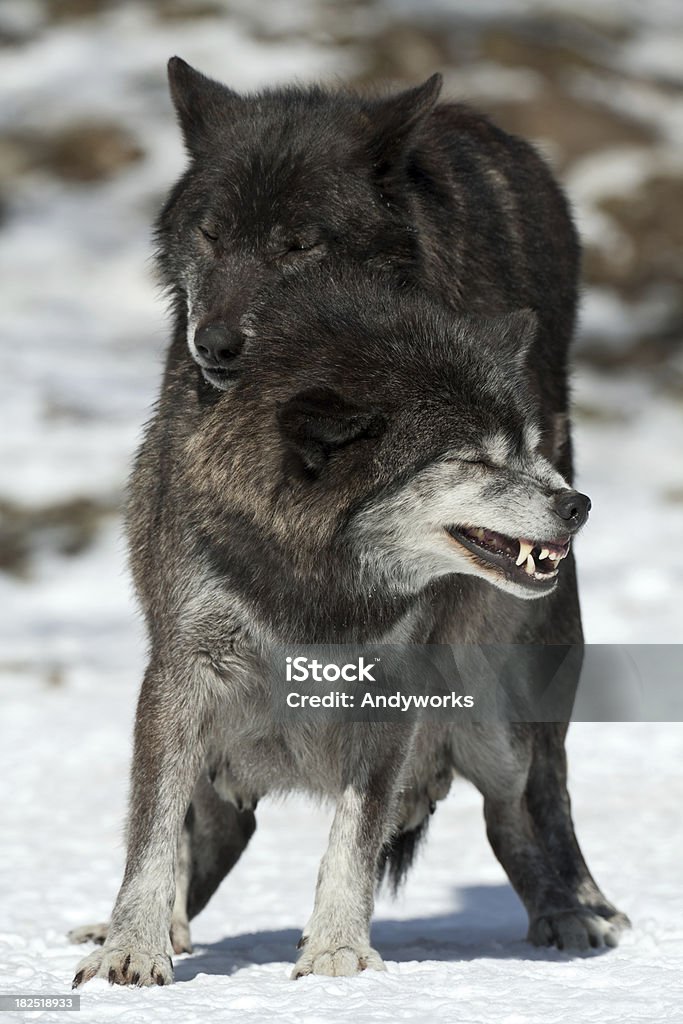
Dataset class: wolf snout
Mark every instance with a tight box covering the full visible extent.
[194,322,244,369]
[553,489,591,530]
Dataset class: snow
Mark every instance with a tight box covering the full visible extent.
[1,1,682,1021]
[2,685,682,1022]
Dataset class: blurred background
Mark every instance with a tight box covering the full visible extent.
[1,8,682,1013]
[1,0,682,701]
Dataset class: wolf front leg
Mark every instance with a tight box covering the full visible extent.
[293,755,403,979]
[72,654,216,988]
[67,822,194,954]
[68,773,257,956]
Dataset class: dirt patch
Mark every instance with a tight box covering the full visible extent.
[0,122,144,184]
[0,496,119,577]
[484,90,657,170]
[585,173,683,295]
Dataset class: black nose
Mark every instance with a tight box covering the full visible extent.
[553,489,591,529]
[194,323,244,368]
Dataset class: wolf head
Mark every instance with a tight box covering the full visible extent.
[185,274,589,608]
[156,58,442,389]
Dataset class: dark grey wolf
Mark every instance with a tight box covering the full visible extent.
[70,65,627,987]
[71,269,627,987]
[155,56,576,470]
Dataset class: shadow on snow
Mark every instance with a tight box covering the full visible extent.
[174,883,608,982]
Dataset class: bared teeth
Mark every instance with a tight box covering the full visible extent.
[525,553,536,575]
[516,540,533,567]
[539,548,550,561]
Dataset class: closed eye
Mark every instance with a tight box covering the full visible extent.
[199,226,218,243]
[286,240,323,255]
[443,456,491,469]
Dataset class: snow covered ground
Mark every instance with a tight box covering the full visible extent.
[1,1,682,1021]
[2,684,682,1023]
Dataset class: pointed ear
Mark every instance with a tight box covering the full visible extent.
[493,309,538,375]
[277,387,386,478]
[368,74,442,167]
[167,56,240,154]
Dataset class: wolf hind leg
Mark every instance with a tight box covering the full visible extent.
[184,772,256,920]
[452,724,623,952]
[524,723,630,933]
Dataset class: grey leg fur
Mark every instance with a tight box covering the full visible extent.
[68,774,256,956]
[293,760,404,978]
[72,656,216,987]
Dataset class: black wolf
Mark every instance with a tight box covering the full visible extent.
[156,57,577,479]
[69,66,627,986]
[71,270,627,987]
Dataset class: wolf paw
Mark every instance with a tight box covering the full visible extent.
[585,906,631,933]
[67,922,108,946]
[72,947,174,988]
[528,909,621,951]
[292,942,386,978]
[169,917,193,955]
[68,918,192,955]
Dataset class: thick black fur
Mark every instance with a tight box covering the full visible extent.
[153,63,580,901]
[70,71,628,990]
[157,58,578,476]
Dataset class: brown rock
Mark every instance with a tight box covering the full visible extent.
[0,121,144,183]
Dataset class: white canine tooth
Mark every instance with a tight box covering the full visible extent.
[525,553,535,576]
[516,540,533,567]
[548,551,560,561]
[539,548,549,561]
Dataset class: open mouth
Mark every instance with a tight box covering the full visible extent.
[200,365,238,390]
[445,525,570,591]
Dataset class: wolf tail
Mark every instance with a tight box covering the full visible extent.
[376,814,432,894]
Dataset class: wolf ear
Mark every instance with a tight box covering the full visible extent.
[167,56,240,154]
[368,74,443,167]
[497,309,538,372]
[277,387,386,478]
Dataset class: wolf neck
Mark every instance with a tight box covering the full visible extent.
[205,529,424,646]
